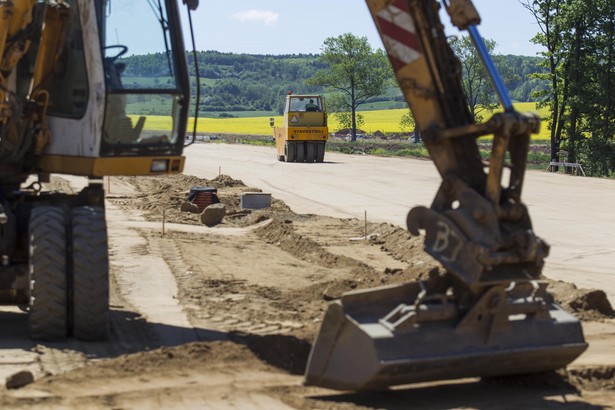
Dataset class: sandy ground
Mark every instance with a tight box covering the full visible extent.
[0,158,614,408]
[182,144,615,306]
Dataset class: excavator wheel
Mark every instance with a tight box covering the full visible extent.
[295,142,305,163]
[284,142,295,162]
[316,142,325,163]
[28,207,68,341]
[306,142,316,163]
[71,206,109,340]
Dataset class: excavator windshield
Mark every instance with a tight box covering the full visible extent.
[96,0,189,156]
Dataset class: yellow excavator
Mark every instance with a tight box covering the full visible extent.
[304,0,587,390]
[0,0,197,340]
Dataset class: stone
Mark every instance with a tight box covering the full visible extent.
[180,202,200,213]
[200,203,226,227]
[6,370,34,389]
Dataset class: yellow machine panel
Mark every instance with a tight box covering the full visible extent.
[272,95,328,163]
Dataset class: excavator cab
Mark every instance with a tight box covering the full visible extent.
[36,0,191,177]
[97,0,189,153]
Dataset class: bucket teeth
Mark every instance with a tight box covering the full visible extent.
[305,281,587,391]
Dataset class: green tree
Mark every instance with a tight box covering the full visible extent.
[333,112,365,132]
[307,33,392,141]
[524,0,615,176]
[522,0,568,167]
[326,93,364,132]
[399,111,415,132]
[449,35,500,122]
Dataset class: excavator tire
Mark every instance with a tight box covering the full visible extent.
[306,142,316,163]
[284,142,295,162]
[28,207,68,341]
[295,142,305,162]
[316,142,325,163]
[71,206,109,340]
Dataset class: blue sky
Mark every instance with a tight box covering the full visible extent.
[177,0,544,57]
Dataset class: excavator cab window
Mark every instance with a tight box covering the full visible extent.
[46,1,89,119]
[96,0,189,156]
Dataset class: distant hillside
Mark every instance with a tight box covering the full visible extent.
[500,54,549,102]
[120,51,548,116]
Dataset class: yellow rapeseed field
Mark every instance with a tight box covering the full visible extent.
[136,102,551,140]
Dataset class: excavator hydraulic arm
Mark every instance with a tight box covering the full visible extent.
[305,0,587,391]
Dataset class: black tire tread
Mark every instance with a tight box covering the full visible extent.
[72,206,109,340]
[295,142,305,162]
[316,142,325,163]
[284,141,295,162]
[29,207,68,341]
[306,142,316,163]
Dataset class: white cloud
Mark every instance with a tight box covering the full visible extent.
[232,9,279,26]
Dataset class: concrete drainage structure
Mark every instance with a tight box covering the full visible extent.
[240,193,272,210]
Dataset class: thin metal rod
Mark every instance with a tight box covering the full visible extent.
[467,25,514,112]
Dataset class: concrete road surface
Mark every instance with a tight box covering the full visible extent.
[183,143,615,304]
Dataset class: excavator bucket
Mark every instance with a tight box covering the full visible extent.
[305,279,587,391]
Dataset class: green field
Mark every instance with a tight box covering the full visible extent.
[135,102,551,140]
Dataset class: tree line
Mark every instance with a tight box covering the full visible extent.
[523,0,614,177]
[121,50,548,115]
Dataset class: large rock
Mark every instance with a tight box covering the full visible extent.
[6,370,34,389]
[180,201,200,213]
[200,203,226,227]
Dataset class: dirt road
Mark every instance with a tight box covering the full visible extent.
[0,146,614,409]
[183,143,615,305]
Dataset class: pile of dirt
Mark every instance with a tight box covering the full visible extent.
[546,280,614,321]
[255,219,375,273]
[111,174,441,307]
[35,340,272,386]
[114,174,292,227]
[111,174,614,323]
[356,220,438,265]
[567,366,615,391]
